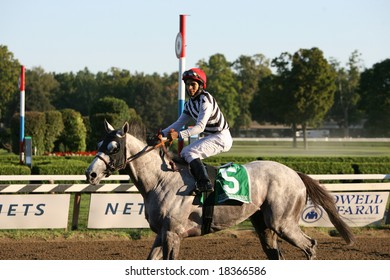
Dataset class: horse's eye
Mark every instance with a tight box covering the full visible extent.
[107,141,120,154]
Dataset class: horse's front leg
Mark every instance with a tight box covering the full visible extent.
[147,234,163,260]
[162,230,181,260]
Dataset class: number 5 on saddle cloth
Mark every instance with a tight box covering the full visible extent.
[201,163,251,235]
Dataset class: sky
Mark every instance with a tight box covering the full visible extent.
[1,0,389,75]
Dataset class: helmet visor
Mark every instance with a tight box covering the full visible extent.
[183,69,200,79]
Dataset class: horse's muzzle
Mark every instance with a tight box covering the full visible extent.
[85,170,93,184]
[85,170,100,185]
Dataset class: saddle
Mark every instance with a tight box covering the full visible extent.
[172,156,232,235]
[171,155,226,191]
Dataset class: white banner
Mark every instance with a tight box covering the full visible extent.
[88,193,149,228]
[88,192,389,229]
[0,194,70,229]
[300,192,389,227]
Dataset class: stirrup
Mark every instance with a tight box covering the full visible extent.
[196,181,214,193]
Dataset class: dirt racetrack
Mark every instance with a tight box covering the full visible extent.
[1,228,389,260]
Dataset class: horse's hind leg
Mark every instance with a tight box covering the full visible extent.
[162,231,181,260]
[148,231,182,260]
[263,206,317,259]
[275,223,317,260]
[147,234,163,260]
[250,210,284,260]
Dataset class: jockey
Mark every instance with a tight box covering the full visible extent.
[161,68,233,193]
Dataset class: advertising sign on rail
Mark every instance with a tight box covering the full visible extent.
[0,194,70,229]
[300,191,389,227]
[88,192,388,229]
[88,193,149,228]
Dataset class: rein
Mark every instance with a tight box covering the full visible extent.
[97,134,177,175]
[126,140,166,163]
[126,136,177,171]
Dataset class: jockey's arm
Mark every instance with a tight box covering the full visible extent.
[179,100,212,139]
[161,113,191,137]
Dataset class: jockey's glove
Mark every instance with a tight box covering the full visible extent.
[167,129,179,142]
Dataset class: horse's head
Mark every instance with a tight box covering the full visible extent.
[86,119,129,185]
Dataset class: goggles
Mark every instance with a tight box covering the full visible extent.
[183,70,200,79]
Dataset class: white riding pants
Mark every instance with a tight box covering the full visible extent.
[180,129,233,163]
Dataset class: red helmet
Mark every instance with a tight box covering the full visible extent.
[182,68,207,89]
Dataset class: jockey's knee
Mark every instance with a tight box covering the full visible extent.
[181,149,200,163]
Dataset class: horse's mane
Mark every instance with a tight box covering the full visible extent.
[127,120,147,141]
[127,120,185,166]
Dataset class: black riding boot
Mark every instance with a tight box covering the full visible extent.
[189,158,213,193]
[190,158,214,235]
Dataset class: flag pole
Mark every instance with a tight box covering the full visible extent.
[19,65,25,164]
[175,14,187,154]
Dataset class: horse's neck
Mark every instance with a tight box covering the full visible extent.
[125,134,168,196]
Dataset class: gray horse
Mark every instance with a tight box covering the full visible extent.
[85,120,355,260]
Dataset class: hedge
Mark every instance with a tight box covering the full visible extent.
[31,160,89,175]
[257,156,390,163]
[355,163,390,174]
[204,156,390,177]
[0,164,32,184]
[0,164,31,175]
[282,162,356,174]
[0,156,389,180]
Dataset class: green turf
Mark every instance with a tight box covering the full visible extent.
[225,140,390,157]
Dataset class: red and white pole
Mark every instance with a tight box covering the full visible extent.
[19,65,26,164]
[175,14,187,153]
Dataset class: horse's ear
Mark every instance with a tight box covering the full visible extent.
[122,122,129,134]
[104,119,115,132]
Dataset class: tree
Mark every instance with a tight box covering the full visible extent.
[127,73,166,130]
[328,50,363,137]
[197,54,240,129]
[10,110,64,155]
[232,54,271,135]
[89,96,140,149]
[252,52,299,144]
[251,73,290,125]
[52,72,76,111]
[0,45,20,122]
[251,49,336,148]
[4,67,59,146]
[25,67,58,112]
[53,68,98,116]
[96,67,131,101]
[57,109,87,152]
[359,59,390,136]
[11,112,46,155]
[160,72,179,126]
[44,111,64,152]
[289,48,337,148]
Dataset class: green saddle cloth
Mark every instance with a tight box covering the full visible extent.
[214,163,251,204]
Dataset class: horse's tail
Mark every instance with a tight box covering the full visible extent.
[297,172,355,245]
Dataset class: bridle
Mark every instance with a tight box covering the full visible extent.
[95,133,176,177]
[95,154,117,175]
